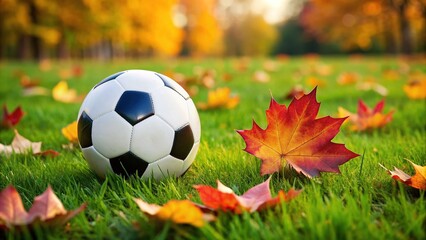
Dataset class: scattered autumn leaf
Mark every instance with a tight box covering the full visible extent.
[0,185,86,230]
[0,130,58,157]
[222,72,233,82]
[18,74,50,96]
[62,121,78,144]
[1,105,24,129]
[38,59,52,72]
[306,76,326,87]
[238,88,358,177]
[194,177,301,214]
[313,64,333,76]
[197,87,239,110]
[162,71,199,96]
[382,69,399,80]
[403,78,426,100]
[72,65,84,78]
[52,81,84,103]
[19,75,40,88]
[22,86,50,97]
[338,99,394,131]
[253,70,270,83]
[199,69,216,89]
[356,78,388,96]
[276,54,290,62]
[283,85,306,100]
[34,149,60,158]
[380,161,426,190]
[337,72,359,85]
[263,60,278,72]
[134,199,214,227]
[233,58,251,72]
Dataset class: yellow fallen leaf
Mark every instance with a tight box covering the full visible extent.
[403,78,426,100]
[62,121,78,143]
[197,87,239,110]
[134,199,214,227]
[306,76,326,87]
[52,81,83,103]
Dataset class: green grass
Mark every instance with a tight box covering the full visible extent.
[0,56,425,239]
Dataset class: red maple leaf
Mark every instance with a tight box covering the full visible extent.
[1,105,24,128]
[338,99,394,131]
[237,88,359,178]
[194,177,301,214]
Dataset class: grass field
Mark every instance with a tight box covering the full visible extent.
[0,56,425,239]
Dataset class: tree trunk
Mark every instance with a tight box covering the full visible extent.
[57,35,69,59]
[396,0,412,54]
[18,35,31,60]
[29,2,42,60]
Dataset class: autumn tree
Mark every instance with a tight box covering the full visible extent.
[300,0,425,54]
[221,0,278,56]
[180,0,223,56]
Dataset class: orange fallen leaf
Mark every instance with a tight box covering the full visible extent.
[197,87,239,110]
[380,161,426,190]
[1,105,24,129]
[337,72,359,85]
[338,99,394,131]
[194,177,301,214]
[62,121,78,143]
[19,75,40,89]
[134,199,214,227]
[0,185,86,230]
[403,78,426,100]
[238,88,358,177]
[52,81,84,103]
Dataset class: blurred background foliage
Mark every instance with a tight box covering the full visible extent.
[0,0,424,60]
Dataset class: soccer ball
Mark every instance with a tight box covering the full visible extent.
[77,70,201,180]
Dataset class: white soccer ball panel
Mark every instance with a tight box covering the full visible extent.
[187,99,201,143]
[78,81,125,120]
[156,73,190,99]
[92,112,132,158]
[151,87,189,130]
[131,116,174,163]
[142,155,184,180]
[82,146,112,178]
[180,142,199,175]
[116,70,164,93]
